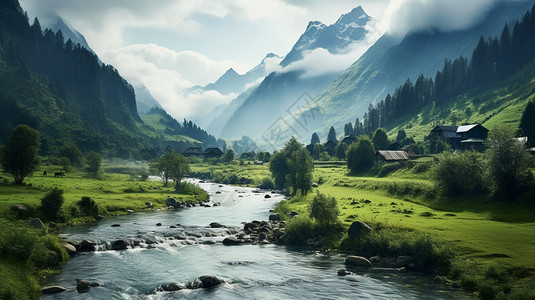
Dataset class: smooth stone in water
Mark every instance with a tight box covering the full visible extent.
[345,256,372,268]
[222,237,243,245]
[63,243,77,255]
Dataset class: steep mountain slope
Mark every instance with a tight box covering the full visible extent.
[219,6,376,138]
[135,84,162,115]
[299,0,535,137]
[0,0,220,158]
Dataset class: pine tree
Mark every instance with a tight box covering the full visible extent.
[327,126,337,143]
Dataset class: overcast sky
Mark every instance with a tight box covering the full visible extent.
[18,0,507,121]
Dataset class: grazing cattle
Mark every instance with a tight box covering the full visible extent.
[54,172,65,177]
[43,171,47,176]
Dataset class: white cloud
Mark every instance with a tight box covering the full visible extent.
[384,0,500,39]
[101,44,246,120]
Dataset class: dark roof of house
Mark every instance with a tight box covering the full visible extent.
[434,125,458,132]
[203,148,223,154]
[376,150,410,161]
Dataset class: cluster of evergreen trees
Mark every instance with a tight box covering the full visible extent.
[346,3,535,136]
[150,107,225,150]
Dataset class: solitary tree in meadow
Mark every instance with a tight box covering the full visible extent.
[0,125,40,184]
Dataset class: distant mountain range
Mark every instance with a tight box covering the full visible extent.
[277,0,535,144]
[205,6,377,138]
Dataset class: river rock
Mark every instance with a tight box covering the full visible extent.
[197,275,223,288]
[347,221,372,240]
[80,240,96,252]
[345,256,372,268]
[337,268,351,276]
[162,283,186,291]
[268,213,280,221]
[63,243,77,255]
[95,214,104,220]
[264,194,271,198]
[166,197,178,208]
[258,232,268,241]
[41,286,67,294]
[127,209,134,214]
[210,222,224,228]
[222,237,243,245]
[30,218,44,229]
[289,211,299,218]
[145,201,153,206]
[76,279,91,293]
[111,224,121,227]
[111,239,129,251]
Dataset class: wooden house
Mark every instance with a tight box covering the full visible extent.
[427,124,488,150]
[203,148,224,158]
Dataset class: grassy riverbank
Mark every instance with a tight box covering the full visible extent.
[0,162,207,299]
[275,161,535,299]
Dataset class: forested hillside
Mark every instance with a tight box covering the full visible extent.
[0,0,223,158]
[347,3,535,142]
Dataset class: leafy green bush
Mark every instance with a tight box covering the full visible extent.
[431,151,486,197]
[309,192,339,226]
[40,188,64,221]
[284,215,316,244]
[78,196,100,217]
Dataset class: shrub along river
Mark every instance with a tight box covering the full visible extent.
[42,179,473,299]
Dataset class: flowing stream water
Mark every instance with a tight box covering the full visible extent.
[42,179,473,299]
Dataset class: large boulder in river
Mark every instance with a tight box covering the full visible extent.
[347,221,372,240]
[29,218,44,229]
[111,239,129,251]
[63,243,77,256]
[80,240,96,252]
[76,279,91,293]
[198,275,223,288]
[345,256,372,268]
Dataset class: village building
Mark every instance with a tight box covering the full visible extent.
[375,150,410,164]
[203,148,224,158]
[427,124,488,150]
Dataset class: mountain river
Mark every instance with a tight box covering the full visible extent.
[41,179,473,299]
